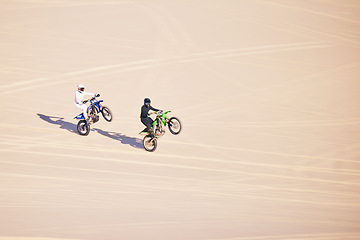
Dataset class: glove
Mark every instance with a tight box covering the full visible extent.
[95,93,100,97]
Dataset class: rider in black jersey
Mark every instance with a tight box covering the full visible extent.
[140,98,160,136]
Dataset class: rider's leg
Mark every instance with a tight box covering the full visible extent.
[141,117,154,135]
[84,105,90,119]
[147,118,155,137]
[75,103,89,119]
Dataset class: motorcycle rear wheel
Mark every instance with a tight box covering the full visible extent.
[77,120,90,136]
[143,135,157,152]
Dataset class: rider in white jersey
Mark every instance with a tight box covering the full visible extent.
[74,84,95,121]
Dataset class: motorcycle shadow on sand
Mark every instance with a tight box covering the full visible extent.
[37,113,77,133]
[93,128,143,149]
[38,114,143,149]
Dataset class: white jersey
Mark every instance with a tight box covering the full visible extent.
[74,90,94,105]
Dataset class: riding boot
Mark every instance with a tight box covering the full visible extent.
[86,116,91,123]
[149,129,155,138]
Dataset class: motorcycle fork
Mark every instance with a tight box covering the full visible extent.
[96,103,102,112]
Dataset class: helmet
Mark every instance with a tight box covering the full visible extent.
[77,84,85,92]
[144,98,151,107]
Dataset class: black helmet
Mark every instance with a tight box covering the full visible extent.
[144,98,151,107]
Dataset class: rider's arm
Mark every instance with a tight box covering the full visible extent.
[80,92,96,103]
[84,91,95,97]
[150,106,160,112]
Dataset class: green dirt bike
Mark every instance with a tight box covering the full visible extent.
[139,111,181,152]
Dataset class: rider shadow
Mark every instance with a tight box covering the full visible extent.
[37,113,77,133]
[93,128,143,149]
[37,113,142,149]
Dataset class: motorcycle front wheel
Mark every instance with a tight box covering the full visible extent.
[143,135,157,152]
[101,106,113,122]
[77,120,90,136]
[168,117,181,135]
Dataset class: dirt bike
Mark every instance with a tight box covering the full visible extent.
[74,94,112,136]
[139,111,181,152]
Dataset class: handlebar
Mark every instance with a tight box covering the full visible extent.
[83,94,100,104]
[148,110,166,117]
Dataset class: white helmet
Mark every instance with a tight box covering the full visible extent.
[77,84,85,92]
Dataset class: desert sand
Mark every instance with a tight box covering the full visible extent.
[1,0,360,239]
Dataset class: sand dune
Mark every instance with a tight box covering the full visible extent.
[1,0,360,239]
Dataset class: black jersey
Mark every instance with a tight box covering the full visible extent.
[140,105,159,118]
